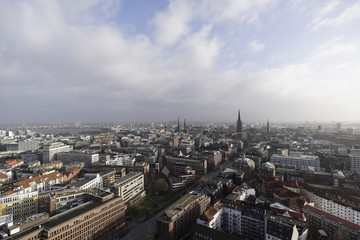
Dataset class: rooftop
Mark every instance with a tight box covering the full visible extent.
[164,192,204,218]
[42,197,120,229]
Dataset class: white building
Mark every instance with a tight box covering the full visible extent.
[301,188,360,224]
[109,172,145,203]
[68,174,103,190]
[349,149,360,173]
[43,142,73,163]
[56,151,99,166]
[270,154,320,170]
[18,140,39,152]
[106,154,136,166]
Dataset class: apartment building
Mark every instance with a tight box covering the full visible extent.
[265,214,308,240]
[0,171,63,195]
[303,205,360,240]
[300,185,360,224]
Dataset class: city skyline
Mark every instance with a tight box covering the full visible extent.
[1,0,360,124]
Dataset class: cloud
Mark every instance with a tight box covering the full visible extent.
[312,2,360,31]
[152,0,194,47]
[0,0,359,123]
[248,40,265,53]
[308,39,358,61]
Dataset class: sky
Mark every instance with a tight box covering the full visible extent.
[1,0,360,124]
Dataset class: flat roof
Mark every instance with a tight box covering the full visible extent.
[164,192,203,218]
[43,199,107,229]
[42,201,103,229]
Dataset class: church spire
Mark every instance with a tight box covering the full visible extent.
[177,117,180,132]
[236,110,242,133]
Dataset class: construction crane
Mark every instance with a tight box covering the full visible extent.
[105,131,112,152]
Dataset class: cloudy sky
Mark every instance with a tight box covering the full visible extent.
[1,0,360,124]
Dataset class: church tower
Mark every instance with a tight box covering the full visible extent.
[236,110,242,133]
[176,117,180,132]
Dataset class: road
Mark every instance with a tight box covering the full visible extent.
[120,159,235,240]
[120,210,163,240]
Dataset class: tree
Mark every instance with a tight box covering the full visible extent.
[152,179,169,195]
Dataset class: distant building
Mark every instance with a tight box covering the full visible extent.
[43,142,73,163]
[270,154,320,170]
[18,140,39,152]
[349,149,360,173]
[56,151,99,166]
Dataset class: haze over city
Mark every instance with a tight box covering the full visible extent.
[1,0,360,124]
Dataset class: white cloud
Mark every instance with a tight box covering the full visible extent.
[152,0,194,47]
[312,2,360,31]
[248,40,265,53]
[318,0,340,16]
[309,39,358,61]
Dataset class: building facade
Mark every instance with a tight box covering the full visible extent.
[109,172,145,203]
[43,142,73,163]
[303,205,360,240]
[166,156,208,175]
[270,154,320,170]
[157,192,211,240]
[56,151,99,166]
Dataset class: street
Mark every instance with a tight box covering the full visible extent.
[120,159,235,239]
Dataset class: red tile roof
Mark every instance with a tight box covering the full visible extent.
[6,160,21,166]
[0,172,8,179]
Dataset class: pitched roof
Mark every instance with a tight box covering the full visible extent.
[12,171,62,189]
[0,172,8,178]
[6,160,21,166]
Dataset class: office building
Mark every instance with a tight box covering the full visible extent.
[166,156,208,175]
[43,142,73,163]
[18,140,40,152]
[56,151,99,166]
[157,192,211,240]
[349,149,360,173]
[0,192,39,220]
[6,194,126,240]
[109,172,145,203]
[270,154,320,170]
